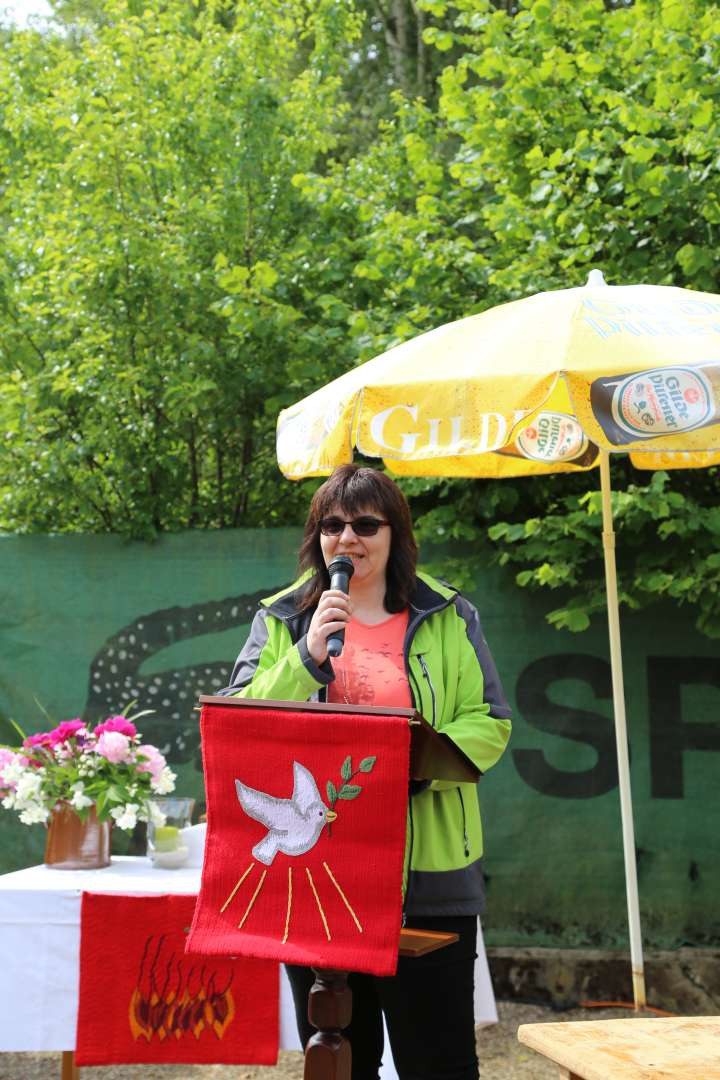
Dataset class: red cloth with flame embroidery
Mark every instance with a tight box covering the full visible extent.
[187,702,411,976]
[76,892,278,1065]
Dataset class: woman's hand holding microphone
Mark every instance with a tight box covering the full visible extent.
[306,589,352,664]
[307,556,355,664]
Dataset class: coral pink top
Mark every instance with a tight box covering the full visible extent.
[327,609,412,709]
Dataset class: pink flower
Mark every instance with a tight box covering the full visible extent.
[95,731,132,764]
[23,731,54,750]
[49,719,86,745]
[21,732,54,765]
[95,715,137,738]
[136,744,166,781]
[0,748,23,792]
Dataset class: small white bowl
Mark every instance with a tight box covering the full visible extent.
[150,844,190,869]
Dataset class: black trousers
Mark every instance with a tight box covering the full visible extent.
[285,915,479,1080]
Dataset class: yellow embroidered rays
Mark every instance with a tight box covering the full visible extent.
[220,861,364,944]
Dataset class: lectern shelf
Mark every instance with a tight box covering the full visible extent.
[197,696,480,784]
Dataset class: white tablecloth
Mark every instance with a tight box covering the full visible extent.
[0,856,497,1076]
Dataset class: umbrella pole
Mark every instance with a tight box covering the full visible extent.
[599,449,646,1009]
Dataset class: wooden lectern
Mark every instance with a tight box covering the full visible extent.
[199,695,480,1080]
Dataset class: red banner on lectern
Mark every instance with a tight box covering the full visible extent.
[76,892,278,1066]
[187,702,410,976]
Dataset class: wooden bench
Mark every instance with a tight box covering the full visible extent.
[517,1016,720,1080]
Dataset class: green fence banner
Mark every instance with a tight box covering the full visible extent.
[1,530,718,949]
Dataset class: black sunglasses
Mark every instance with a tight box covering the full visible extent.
[319,516,390,537]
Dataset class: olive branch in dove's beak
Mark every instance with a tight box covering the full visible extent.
[325,753,377,837]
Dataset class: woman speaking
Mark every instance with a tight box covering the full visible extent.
[223,464,511,1080]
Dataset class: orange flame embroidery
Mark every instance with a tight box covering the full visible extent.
[129,933,235,1043]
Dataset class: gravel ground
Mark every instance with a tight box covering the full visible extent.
[0,1001,669,1079]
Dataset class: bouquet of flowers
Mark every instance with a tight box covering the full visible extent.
[0,708,176,832]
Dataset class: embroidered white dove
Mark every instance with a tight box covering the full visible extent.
[235,761,338,866]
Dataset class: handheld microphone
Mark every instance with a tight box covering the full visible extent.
[326,555,354,658]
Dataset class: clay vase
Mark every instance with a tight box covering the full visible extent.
[44,802,111,870]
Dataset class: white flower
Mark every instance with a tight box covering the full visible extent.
[110,803,139,831]
[69,782,93,811]
[15,771,44,804]
[147,801,167,827]
[19,804,49,825]
[1,760,29,787]
[151,766,176,795]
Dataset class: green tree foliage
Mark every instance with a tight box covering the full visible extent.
[432,0,720,295]
[0,0,359,535]
[488,471,720,635]
[1,0,718,636]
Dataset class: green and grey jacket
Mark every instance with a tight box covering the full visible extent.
[221,571,511,917]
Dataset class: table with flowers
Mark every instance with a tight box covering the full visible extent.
[0,855,303,1079]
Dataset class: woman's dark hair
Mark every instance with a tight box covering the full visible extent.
[297,465,418,613]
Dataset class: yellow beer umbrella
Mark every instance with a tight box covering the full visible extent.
[277,271,720,1007]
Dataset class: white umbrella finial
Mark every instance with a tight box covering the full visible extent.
[586,268,607,287]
